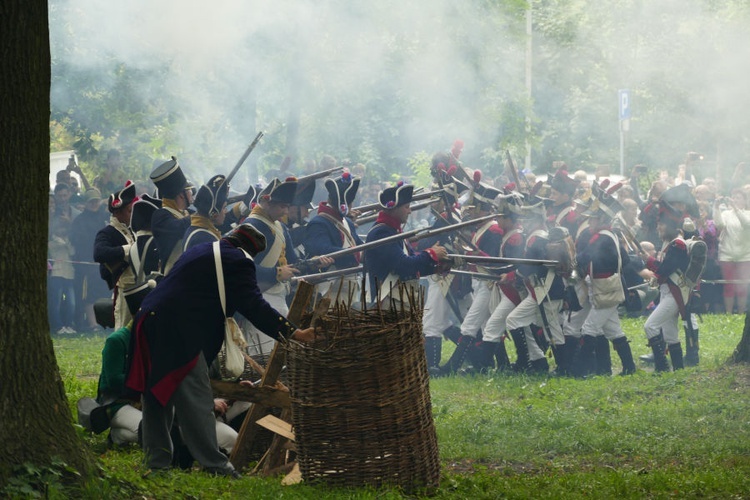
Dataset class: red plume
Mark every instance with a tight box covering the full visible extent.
[606,182,623,195]
[446,165,457,176]
[473,170,482,184]
[599,179,610,190]
[125,180,133,187]
[451,139,464,158]
[285,176,297,182]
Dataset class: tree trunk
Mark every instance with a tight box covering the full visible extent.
[0,0,92,484]
[731,310,750,363]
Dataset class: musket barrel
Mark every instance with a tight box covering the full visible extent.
[352,189,445,214]
[302,213,497,267]
[224,131,264,187]
[292,265,364,284]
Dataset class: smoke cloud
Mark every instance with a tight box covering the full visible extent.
[49,0,750,190]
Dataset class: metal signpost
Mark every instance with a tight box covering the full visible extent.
[619,89,631,176]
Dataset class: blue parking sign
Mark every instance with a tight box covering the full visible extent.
[619,89,631,120]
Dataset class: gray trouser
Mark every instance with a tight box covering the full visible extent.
[142,352,234,472]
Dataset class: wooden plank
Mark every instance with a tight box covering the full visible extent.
[230,281,315,471]
[256,414,295,441]
[210,380,290,409]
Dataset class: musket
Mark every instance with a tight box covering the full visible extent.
[355,197,441,225]
[225,164,343,205]
[351,189,445,215]
[450,268,514,281]
[294,213,498,273]
[295,165,344,185]
[430,208,482,253]
[447,254,559,267]
[291,265,363,284]
[222,131,264,188]
[505,150,531,193]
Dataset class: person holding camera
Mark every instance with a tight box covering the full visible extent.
[714,188,750,314]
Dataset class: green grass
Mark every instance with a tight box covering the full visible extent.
[32,314,750,498]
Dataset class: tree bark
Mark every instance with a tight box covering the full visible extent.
[731,310,750,363]
[0,0,92,483]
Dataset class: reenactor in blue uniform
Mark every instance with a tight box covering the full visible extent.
[150,157,192,275]
[122,194,161,316]
[183,175,230,251]
[364,181,447,304]
[304,171,363,301]
[94,181,137,329]
[575,183,636,376]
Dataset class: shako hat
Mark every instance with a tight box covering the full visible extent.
[550,167,579,197]
[259,177,298,205]
[378,181,414,209]
[224,222,267,257]
[150,156,187,199]
[325,170,360,216]
[108,180,138,213]
[583,181,624,220]
[130,194,162,232]
[194,174,230,216]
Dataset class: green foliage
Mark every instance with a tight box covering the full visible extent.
[1,458,81,499]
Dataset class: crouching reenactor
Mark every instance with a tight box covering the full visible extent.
[125,223,317,476]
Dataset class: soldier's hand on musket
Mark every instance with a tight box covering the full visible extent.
[430,243,448,262]
[315,256,335,268]
[291,327,318,343]
[278,264,300,281]
[349,209,362,220]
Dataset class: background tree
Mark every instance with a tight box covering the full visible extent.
[0,0,92,484]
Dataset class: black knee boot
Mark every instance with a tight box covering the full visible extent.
[552,342,571,377]
[669,342,684,371]
[612,336,636,375]
[495,339,512,372]
[595,336,613,376]
[471,340,496,372]
[424,337,442,369]
[529,357,549,375]
[436,335,473,376]
[649,333,670,373]
[442,325,462,345]
[509,328,530,372]
[575,335,597,378]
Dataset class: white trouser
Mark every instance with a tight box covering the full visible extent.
[644,284,680,344]
[507,295,564,361]
[482,288,518,343]
[562,302,591,339]
[215,420,238,454]
[581,305,625,340]
[422,276,454,339]
[110,404,142,445]
[113,287,133,331]
[460,279,492,338]
[243,290,288,357]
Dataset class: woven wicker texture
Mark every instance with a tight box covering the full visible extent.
[287,290,440,493]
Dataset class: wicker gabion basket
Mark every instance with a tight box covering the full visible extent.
[286,291,440,494]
